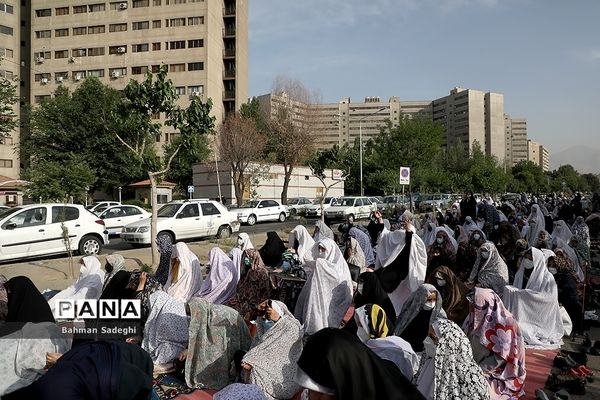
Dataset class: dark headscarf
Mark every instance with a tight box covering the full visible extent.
[259,231,286,267]
[297,328,425,400]
[127,270,164,324]
[426,266,469,325]
[355,272,396,325]
[154,236,173,285]
[4,340,153,400]
[0,276,55,336]
[229,249,271,320]
[100,270,134,300]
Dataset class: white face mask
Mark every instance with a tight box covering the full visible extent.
[473,233,481,241]
[423,300,436,311]
[357,282,364,294]
[436,279,446,287]
[480,251,490,260]
[522,258,534,270]
[423,336,437,358]
[237,237,244,246]
[436,237,444,244]
[356,326,371,343]
[548,267,557,275]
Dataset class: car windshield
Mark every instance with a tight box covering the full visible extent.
[86,202,101,209]
[157,203,181,218]
[383,197,397,203]
[287,198,300,205]
[312,197,332,205]
[0,207,20,219]
[241,201,259,208]
[334,198,355,206]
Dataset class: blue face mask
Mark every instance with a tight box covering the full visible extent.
[262,319,275,331]
[243,257,251,267]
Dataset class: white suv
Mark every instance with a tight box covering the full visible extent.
[324,197,376,223]
[121,200,240,245]
[0,204,109,262]
[234,199,289,226]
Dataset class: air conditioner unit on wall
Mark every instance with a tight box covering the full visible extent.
[57,76,63,82]
[110,71,120,78]
[117,47,126,54]
[119,3,128,9]
[41,77,48,84]
[35,56,44,63]
[74,74,82,81]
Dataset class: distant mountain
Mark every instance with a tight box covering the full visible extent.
[550,146,600,174]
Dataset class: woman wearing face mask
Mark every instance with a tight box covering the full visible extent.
[526,204,545,247]
[394,284,447,353]
[102,254,126,292]
[228,249,271,322]
[239,300,303,400]
[198,247,239,305]
[313,220,334,243]
[534,229,552,249]
[466,242,509,295]
[413,319,490,400]
[426,227,458,275]
[426,266,470,326]
[355,304,419,380]
[550,250,584,336]
[49,256,105,315]
[236,232,254,252]
[164,242,203,302]
[503,246,564,349]
[463,288,526,400]
[288,225,315,265]
[551,220,573,248]
[294,238,353,336]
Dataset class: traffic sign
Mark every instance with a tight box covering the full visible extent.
[187,185,195,193]
[399,167,410,185]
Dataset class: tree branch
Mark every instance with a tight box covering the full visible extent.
[115,133,139,155]
[155,144,181,176]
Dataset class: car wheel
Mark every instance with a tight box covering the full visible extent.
[278,212,286,222]
[290,208,297,216]
[78,235,102,256]
[347,214,355,224]
[157,231,174,245]
[217,225,232,239]
[247,214,257,226]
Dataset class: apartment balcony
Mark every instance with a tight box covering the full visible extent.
[223,90,236,100]
[223,69,236,79]
[223,48,236,58]
[223,7,236,17]
[223,27,236,37]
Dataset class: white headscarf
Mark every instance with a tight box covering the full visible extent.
[237,233,254,251]
[165,242,203,302]
[313,220,334,242]
[551,220,573,248]
[463,216,478,235]
[420,222,437,247]
[526,204,546,246]
[49,256,105,314]
[289,225,315,264]
[198,247,238,305]
[346,237,367,273]
[294,238,353,335]
[366,336,419,380]
[229,247,243,284]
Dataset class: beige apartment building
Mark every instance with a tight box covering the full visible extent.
[432,87,506,161]
[29,0,247,145]
[528,139,550,172]
[504,115,528,167]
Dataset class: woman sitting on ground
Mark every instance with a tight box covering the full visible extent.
[198,247,239,305]
[467,242,509,295]
[228,249,271,322]
[259,231,286,267]
[49,256,105,314]
[426,266,470,326]
[164,242,203,302]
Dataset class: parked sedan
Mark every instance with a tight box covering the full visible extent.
[97,205,151,236]
[287,197,313,215]
[305,197,339,218]
[234,199,289,226]
[324,197,376,223]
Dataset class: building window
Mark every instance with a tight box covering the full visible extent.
[34,51,51,60]
[55,49,69,58]
[88,69,105,77]
[73,27,87,35]
[132,0,149,7]
[55,28,69,37]
[55,6,69,15]
[0,159,13,168]
[109,45,127,54]
[35,8,51,17]
[187,62,203,71]
[0,3,13,14]
[153,0,162,5]
[152,20,161,28]
[55,71,69,80]
[132,43,148,52]
[109,2,128,10]
[151,65,162,73]
[1,48,13,58]
[109,23,127,32]
[89,3,106,12]
[132,21,149,30]
[88,47,105,56]
[188,85,203,94]
[73,71,86,80]
[151,112,160,119]
[34,73,51,82]
[73,5,87,13]
[0,70,13,79]
[88,25,105,34]
[34,95,51,104]
[169,63,185,72]
[131,66,148,75]
[152,42,161,51]
[167,0,186,4]
[35,30,51,38]
[109,67,127,77]
[0,136,13,145]
[188,16,203,25]
[187,39,203,48]
[168,40,185,50]
[166,18,185,27]
[72,48,87,57]
[175,86,185,95]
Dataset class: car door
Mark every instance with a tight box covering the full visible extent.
[101,207,128,235]
[256,200,272,221]
[120,206,147,232]
[200,202,222,236]
[0,206,50,259]
[47,205,85,252]
[174,203,201,238]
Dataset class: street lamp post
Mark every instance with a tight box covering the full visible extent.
[118,186,122,203]
[354,107,386,196]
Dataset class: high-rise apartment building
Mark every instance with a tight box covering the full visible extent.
[257,93,432,148]
[432,87,506,161]
[28,0,247,145]
[528,140,550,172]
[504,114,528,167]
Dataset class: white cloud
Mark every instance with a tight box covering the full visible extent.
[591,49,600,60]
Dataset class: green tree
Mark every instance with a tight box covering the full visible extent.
[24,78,146,194]
[466,142,510,194]
[550,165,585,193]
[240,97,269,133]
[0,64,19,139]
[25,157,96,203]
[116,68,215,268]
[510,160,548,193]
[165,134,210,193]
[581,173,600,193]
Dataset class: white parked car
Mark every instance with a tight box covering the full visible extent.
[324,197,376,223]
[286,197,313,215]
[88,201,121,214]
[121,199,240,245]
[97,205,151,236]
[305,197,339,218]
[234,199,289,226]
[0,204,109,262]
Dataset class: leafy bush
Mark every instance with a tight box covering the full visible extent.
[123,199,152,211]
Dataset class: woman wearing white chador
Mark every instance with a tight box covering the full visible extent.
[503,246,564,349]
[49,256,105,314]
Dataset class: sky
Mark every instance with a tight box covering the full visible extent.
[248,0,600,154]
